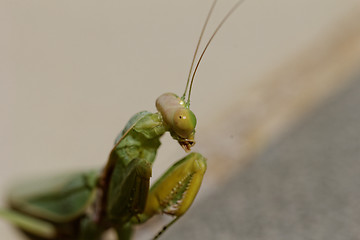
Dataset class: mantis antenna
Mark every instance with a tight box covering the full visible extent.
[182,0,246,107]
[181,0,218,103]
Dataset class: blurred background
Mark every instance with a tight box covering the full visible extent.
[1,0,360,239]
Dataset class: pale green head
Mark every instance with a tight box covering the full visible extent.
[156,93,197,152]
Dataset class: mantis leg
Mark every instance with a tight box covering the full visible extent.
[0,209,56,239]
[114,222,132,240]
[136,152,207,239]
[106,158,152,225]
[78,217,105,240]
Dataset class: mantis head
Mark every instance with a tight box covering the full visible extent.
[156,93,196,152]
[155,0,244,151]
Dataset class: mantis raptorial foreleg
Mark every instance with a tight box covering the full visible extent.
[106,158,152,223]
[133,152,207,239]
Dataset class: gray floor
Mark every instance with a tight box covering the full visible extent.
[166,75,360,240]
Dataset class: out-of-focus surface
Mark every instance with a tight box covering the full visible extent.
[1,0,360,239]
[165,70,360,240]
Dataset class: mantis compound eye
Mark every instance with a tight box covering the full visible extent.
[172,108,197,139]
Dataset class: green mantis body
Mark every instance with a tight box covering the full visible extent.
[0,0,244,239]
[1,100,206,240]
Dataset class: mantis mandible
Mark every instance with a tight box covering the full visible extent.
[0,0,244,239]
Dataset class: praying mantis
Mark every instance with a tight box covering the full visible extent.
[0,0,245,239]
